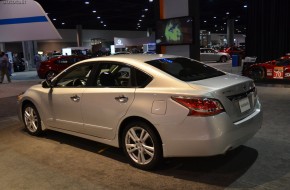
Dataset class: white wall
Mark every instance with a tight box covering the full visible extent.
[211,33,246,46]
[40,29,153,43]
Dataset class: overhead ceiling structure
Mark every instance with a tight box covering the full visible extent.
[35,0,248,33]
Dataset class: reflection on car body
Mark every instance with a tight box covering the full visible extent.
[37,55,88,80]
[18,54,263,170]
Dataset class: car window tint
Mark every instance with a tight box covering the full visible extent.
[146,57,225,81]
[94,62,132,88]
[55,64,93,87]
[276,59,290,66]
[135,69,152,87]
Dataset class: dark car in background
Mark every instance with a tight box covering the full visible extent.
[13,56,26,72]
[37,55,87,80]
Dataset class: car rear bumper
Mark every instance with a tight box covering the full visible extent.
[161,99,263,157]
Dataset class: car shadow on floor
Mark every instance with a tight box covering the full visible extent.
[38,129,258,187]
[155,146,258,187]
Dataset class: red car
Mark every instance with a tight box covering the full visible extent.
[220,46,245,58]
[244,55,290,80]
[37,55,87,80]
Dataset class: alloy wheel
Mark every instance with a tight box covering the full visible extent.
[24,107,39,133]
[125,126,155,165]
[23,104,43,136]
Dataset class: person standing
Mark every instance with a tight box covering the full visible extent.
[0,52,11,83]
[34,53,41,70]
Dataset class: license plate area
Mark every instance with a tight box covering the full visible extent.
[239,97,251,113]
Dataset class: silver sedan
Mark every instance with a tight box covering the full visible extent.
[18,54,262,170]
[200,48,231,62]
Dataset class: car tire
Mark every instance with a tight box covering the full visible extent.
[122,121,162,170]
[23,103,43,136]
[46,71,57,80]
[219,56,227,62]
[250,67,265,80]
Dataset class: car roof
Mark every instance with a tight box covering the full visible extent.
[86,54,180,64]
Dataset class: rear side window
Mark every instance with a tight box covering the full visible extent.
[146,57,225,81]
[135,69,152,87]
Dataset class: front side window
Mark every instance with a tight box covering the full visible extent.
[54,64,93,87]
[146,57,225,81]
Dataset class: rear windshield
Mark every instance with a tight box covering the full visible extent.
[146,57,225,81]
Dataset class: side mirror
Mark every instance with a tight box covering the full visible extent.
[41,80,52,88]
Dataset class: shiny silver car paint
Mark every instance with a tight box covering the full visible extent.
[200,48,231,62]
[18,54,262,163]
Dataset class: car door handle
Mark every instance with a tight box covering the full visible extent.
[70,95,80,102]
[115,96,128,103]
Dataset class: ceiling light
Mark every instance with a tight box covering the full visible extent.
[104,24,107,27]
[53,18,56,21]
[85,1,89,5]
[144,8,148,11]
[244,5,247,8]
[204,20,207,23]
[141,15,145,17]
[139,19,142,22]
[100,21,103,23]
[62,22,65,25]
[226,12,229,15]
[92,10,96,13]
[235,19,238,22]
[149,0,153,2]
[97,17,101,19]
[213,16,216,19]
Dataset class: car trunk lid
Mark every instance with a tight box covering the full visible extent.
[187,74,257,123]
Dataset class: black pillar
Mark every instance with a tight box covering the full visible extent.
[227,19,234,47]
[246,0,290,62]
[154,0,200,60]
[189,0,200,60]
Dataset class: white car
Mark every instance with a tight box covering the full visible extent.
[200,48,230,62]
[18,54,262,170]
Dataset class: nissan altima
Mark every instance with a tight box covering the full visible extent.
[18,54,263,170]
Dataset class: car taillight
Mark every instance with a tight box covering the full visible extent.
[172,96,225,116]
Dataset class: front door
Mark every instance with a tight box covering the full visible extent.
[46,63,94,132]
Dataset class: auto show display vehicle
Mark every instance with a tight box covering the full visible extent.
[37,55,87,80]
[220,46,245,58]
[200,48,230,62]
[18,54,263,170]
[243,55,290,80]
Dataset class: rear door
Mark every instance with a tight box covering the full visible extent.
[81,61,136,140]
